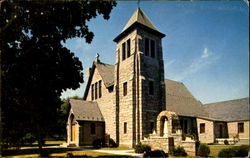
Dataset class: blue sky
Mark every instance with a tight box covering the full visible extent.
[61,1,249,104]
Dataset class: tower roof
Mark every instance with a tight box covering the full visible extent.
[114,8,165,42]
[122,8,158,32]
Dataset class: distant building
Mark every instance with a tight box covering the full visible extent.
[66,8,249,148]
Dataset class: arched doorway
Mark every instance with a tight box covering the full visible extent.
[157,111,180,137]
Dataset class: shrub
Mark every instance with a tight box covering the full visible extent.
[92,138,105,148]
[198,143,210,157]
[40,149,49,157]
[218,148,236,157]
[224,139,229,145]
[218,145,250,157]
[67,152,74,158]
[109,138,118,148]
[144,150,168,158]
[134,143,151,154]
[173,146,187,156]
[22,133,36,145]
[235,145,250,157]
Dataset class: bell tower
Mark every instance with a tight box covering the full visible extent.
[113,8,166,147]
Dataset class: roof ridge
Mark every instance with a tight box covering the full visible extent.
[165,79,183,84]
[95,61,114,67]
[204,97,249,105]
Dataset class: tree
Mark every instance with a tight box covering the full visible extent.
[0,0,116,156]
[56,96,82,139]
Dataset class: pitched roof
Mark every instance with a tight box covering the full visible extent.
[70,99,104,122]
[204,98,249,122]
[95,62,114,87]
[165,79,209,118]
[122,8,159,33]
[114,8,165,42]
[83,61,114,100]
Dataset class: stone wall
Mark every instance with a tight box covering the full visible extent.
[66,109,105,146]
[78,121,105,146]
[137,29,166,140]
[180,139,196,156]
[115,30,137,147]
[228,121,249,139]
[113,28,166,147]
[85,66,117,142]
[142,137,170,153]
[197,118,214,143]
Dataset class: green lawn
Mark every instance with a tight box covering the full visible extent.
[4,141,238,158]
[208,145,234,157]
[3,141,135,158]
[4,148,134,158]
[101,146,133,150]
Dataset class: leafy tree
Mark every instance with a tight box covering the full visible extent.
[56,96,82,138]
[0,0,116,156]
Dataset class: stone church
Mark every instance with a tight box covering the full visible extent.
[66,8,249,149]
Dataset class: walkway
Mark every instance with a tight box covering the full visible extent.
[92,149,144,158]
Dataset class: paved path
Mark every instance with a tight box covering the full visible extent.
[92,149,144,157]
[21,145,144,157]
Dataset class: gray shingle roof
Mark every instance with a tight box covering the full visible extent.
[165,79,209,118]
[83,61,114,100]
[113,8,165,42]
[204,98,249,122]
[95,62,114,87]
[70,99,104,122]
[122,8,159,33]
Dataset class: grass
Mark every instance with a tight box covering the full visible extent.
[4,148,134,158]
[101,146,133,150]
[208,144,234,157]
[168,144,234,158]
[4,141,135,158]
[4,141,237,158]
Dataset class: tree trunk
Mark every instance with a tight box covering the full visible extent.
[37,127,43,156]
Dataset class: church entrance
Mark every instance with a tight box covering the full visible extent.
[70,114,76,142]
[71,124,75,141]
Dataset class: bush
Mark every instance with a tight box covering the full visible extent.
[224,139,229,145]
[144,150,168,158]
[22,133,36,145]
[40,149,49,157]
[134,143,151,154]
[92,138,105,148]
[173,146,187,156]
[67,152,74,158]
[218,145,250,157]
[109,138,118,148]
[198,143,210,157]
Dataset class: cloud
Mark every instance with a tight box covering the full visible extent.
[201,47,210,58]
[173,47,218,81]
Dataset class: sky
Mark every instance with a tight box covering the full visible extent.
[61,1,249,104]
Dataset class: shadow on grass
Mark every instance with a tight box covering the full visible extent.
[67,156,135,158]
[3,148,136,158]
[3,148,67,156]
